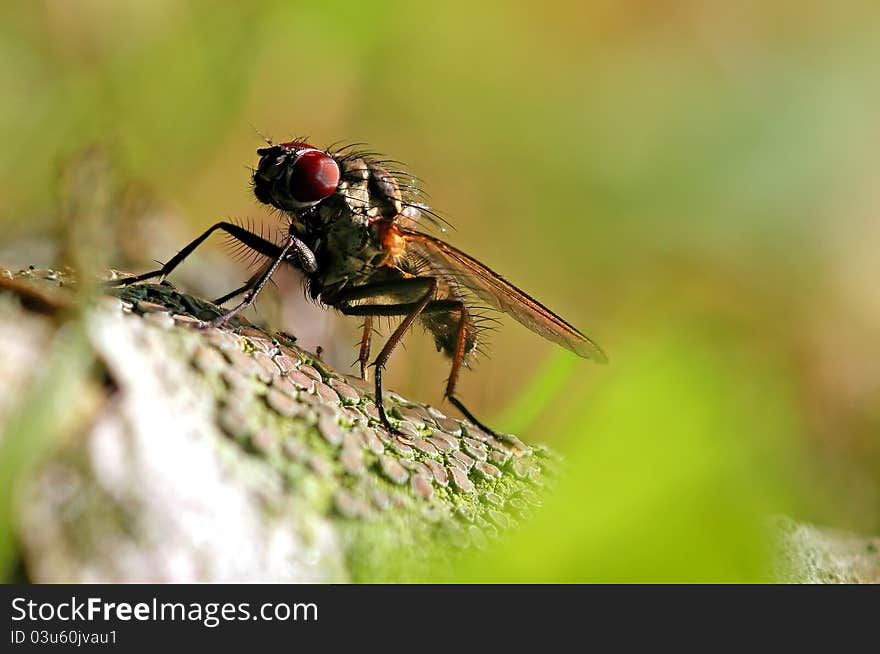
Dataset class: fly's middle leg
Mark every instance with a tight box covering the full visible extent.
[358,316,373,381]
[337,280,498,434]
[336,276,441,434]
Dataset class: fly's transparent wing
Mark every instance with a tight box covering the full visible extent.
[400,228,607,362]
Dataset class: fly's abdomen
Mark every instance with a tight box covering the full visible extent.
[422,308,478,360]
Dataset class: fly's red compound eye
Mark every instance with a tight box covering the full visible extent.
[280,140,315,151]
[288,150,340,203]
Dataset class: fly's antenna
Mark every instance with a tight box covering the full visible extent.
[249,123,274,146]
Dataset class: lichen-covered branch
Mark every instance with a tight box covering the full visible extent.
[3,268,878,583]
[0,267,551,582]
[773,517,880,584]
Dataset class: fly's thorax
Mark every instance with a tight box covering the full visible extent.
[366,162,403,220]
[310,207,386,289]
[310,157,405,288]
[332,157,403,222]
[333,157,371,217]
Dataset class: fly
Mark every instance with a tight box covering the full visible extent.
[111,139,607,435]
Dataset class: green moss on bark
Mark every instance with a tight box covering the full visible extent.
[0,268,554,582]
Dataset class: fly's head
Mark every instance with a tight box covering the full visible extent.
[252,141,341,225]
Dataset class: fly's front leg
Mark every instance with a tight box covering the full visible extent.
[106,221,283,289]
[213,281,255,306]
[107,220,318,328]
[207,233,317,328]
[214,235,317,307]
[213,264,267,306]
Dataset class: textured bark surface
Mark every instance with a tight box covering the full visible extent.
[773,517,880,584]
[0,267,552,582]
[2,267,878,583]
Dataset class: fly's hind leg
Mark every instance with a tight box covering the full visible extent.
[443,302,500,437]
[447,397,498,437]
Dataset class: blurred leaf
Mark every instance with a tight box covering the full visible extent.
[0,323,94,580]
[495,350,582,435]
[443,324,801,582]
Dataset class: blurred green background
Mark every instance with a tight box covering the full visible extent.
[2,0,879,581]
